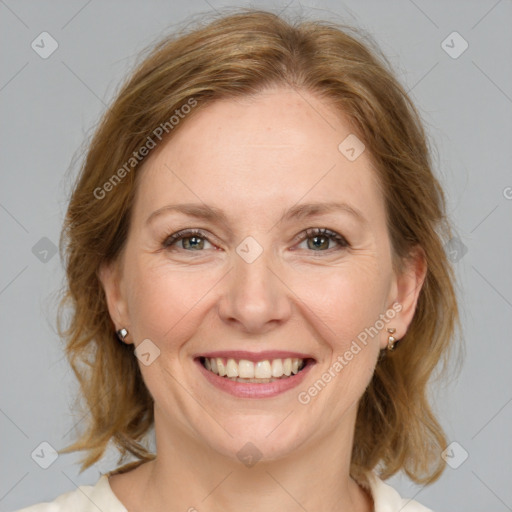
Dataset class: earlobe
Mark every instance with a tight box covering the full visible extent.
[98,261,130,341]
[385,246,427,348]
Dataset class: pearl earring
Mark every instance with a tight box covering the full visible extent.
[116,328,129,342]
[387,328,398,351]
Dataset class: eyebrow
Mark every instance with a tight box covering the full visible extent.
[279,202,366,225]
[146,201,367,227]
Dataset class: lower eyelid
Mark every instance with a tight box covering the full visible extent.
[295,238,347,251]
[164,237,213,250]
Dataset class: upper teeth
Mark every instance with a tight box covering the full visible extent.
[203,357,305,379]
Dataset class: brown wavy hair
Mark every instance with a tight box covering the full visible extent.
[58,8,461,486]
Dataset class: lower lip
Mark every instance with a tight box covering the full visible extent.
[194,358,315,399]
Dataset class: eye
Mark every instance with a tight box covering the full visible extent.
[295,228,349,252]
[162,229,215,251]
[161,227,349,254]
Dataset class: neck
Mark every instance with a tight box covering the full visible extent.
[122,405,373,512]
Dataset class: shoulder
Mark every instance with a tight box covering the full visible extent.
[13,470,434,512]
[12,475,127,512]
[365,471,434,512]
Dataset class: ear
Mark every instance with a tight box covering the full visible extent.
[382,245,427,349]
[98,260,132,344]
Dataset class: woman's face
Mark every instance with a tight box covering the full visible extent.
[101,87,422,462]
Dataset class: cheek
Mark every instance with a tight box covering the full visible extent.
[294,260,390,350]
[292,265,387,412]
[124,256,221,344]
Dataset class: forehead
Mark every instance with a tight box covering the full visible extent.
[133,87,385,224]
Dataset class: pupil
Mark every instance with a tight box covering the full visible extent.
[309,235,328,250]
[184,236,203,250]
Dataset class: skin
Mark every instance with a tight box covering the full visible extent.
[100,86,426,512]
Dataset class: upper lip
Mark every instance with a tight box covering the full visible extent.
[195,350,315,363]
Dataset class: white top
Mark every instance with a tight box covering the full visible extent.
[14,471,433,511]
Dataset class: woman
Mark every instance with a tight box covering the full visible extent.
[17,9,459,512]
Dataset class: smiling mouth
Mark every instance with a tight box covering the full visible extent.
[197,356,313,383]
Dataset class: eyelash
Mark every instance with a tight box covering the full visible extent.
[161,228,349,253]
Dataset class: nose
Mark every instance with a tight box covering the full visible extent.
[217,246,292,334]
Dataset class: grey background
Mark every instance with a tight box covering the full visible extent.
[1,0,511,510]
